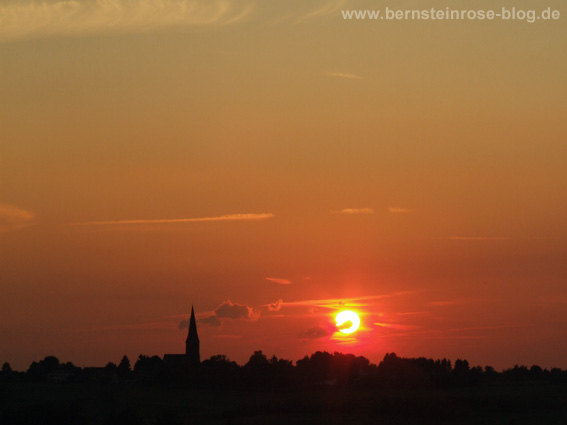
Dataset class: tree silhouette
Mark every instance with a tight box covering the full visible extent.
[134,355,163,383]
[2,362,12,375]
[9,349,567,391]
[484,365,497,378]
[1,362,13,381]
[105,361,118,371]
[245,350,270,369]
[243,350,270,387]
[296,351,333,384]
[202,354,240,386]
[42,356,61,372]
[117,355,131,378]
[26,356,61,381]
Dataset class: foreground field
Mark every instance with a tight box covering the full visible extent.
[2,381,567,425]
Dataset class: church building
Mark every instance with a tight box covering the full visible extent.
[185,305,200,365]
[163,305,200,379]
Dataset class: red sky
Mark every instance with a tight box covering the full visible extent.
[1,0,566,371]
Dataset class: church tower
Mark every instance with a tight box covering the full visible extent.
[185,305,200,365]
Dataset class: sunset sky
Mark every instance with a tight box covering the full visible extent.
[1,0,566,372]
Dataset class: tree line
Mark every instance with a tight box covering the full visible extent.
[2,351,567,389]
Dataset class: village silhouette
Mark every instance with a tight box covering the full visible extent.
[2,305,567,424]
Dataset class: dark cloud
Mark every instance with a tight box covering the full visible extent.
[337,320,352,330]
[200,315,222,327]
[215,300,259,320]
[192,300,260,328]
[216,300,249,319]
[178,319,189,330]
[300,326,331,339]
[180,312,222,329]
[268,299,283,311]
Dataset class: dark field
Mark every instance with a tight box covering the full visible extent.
[2,381,567,425]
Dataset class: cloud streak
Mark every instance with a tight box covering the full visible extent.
[325,71,362,80]
[389,207,414,214]
[373,322,420,330]
[71,213,274,226]
[380,323,527,340]
[0,204,37,235]
[428,299,469,307]
[447,236,509,241]
[0,0,253,42]
[295,0,350,23]
[269,293,414,310]
[265,277,292,285]
[332,208,374,215]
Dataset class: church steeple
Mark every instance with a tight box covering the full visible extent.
[186,305,200,365]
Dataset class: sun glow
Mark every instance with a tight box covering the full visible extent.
[335,310,360,334]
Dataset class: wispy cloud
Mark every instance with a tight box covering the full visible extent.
[428,299,469,307]
[449,324,526,332]
[271,292,414,310]
[389,207,414,214]
[447,236,509,241]
[0,204,37,235]
[373,322,421,330]
[265,277,292,285]
[380,323,527,340]
[295,0,350,23]
[87,318,178,332]
[0,0,253,42]
[332,208,374,215]
[71,213,274,227]
[299,325,332,339]
[325,71,362,80]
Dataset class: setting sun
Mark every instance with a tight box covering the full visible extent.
[336,311,361,334]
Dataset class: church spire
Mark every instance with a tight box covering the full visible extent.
[186,305,200,365]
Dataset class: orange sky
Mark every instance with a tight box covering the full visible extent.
[1,0,566,371]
